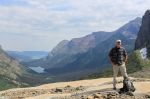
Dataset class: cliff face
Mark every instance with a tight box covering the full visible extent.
[135,10,150,58]
[135,10,150,49]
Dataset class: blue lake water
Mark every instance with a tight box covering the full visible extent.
[29,66,45,73]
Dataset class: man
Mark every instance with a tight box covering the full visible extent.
[108,40,128,90]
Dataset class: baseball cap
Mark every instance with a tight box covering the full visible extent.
[116,40,121,43]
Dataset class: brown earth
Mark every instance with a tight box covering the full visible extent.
[0,77,150,99]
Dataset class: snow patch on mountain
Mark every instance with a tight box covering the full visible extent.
[140,47,147,59]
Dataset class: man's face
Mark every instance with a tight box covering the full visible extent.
[116,41,121,48]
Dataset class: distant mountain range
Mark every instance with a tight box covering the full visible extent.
[24,17,142,78]
[7,51,48,62]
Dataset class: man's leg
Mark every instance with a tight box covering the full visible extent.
[113,65,119,89]
[120,62,128,78]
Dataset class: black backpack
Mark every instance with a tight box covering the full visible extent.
[119,77,136,94]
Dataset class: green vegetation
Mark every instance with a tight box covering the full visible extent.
[126,50,143,73]
[127,50,150,68]
[0,76,28,91]
[147,47,150,58]
[87,50,150,79]
[85,67,113,79]
[0,78,18,90]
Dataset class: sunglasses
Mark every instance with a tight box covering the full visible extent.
[117,42,121,44]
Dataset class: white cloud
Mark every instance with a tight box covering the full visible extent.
[0,0,150,51]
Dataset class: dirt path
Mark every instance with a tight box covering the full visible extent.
[0,77,150,99]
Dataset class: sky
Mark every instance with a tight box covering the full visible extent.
[0,0,150,51]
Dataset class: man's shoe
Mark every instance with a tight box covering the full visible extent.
[113,87,117,90]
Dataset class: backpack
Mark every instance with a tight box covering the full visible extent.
[119,77,136,94]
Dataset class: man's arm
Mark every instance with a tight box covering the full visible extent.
[108,48,115,65]
[109,56,115,65]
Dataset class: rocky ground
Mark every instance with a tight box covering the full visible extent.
[0,77,150,99]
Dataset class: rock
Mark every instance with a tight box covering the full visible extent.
[145,94,150,98]
[107,93,117,99]
[81,95,86,99]
[93,93,103,99]
[55,88,63,93]
[126,91,134,96]
[76,86,84,91]
[65,85,71,88]
[87,95,94,99]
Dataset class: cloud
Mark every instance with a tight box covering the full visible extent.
[0,0,150,51]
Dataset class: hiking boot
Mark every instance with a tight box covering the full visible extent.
[113,87,117,90]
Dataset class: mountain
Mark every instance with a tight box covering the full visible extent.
[135,10,150,58]
[7,51,48,62]
[25,31,114,69]
[25,17,141,79]
[51,31,113,56]
[46,31,113,68]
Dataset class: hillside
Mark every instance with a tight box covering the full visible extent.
[0,45,29,90]
[0,77,149,99]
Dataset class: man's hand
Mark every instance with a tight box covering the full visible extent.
[124,56,128,65]
[125,60,128,65]
[109,57,116,66]
[111,62,116,66]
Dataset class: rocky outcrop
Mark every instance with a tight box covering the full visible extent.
[135,10,150,58]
